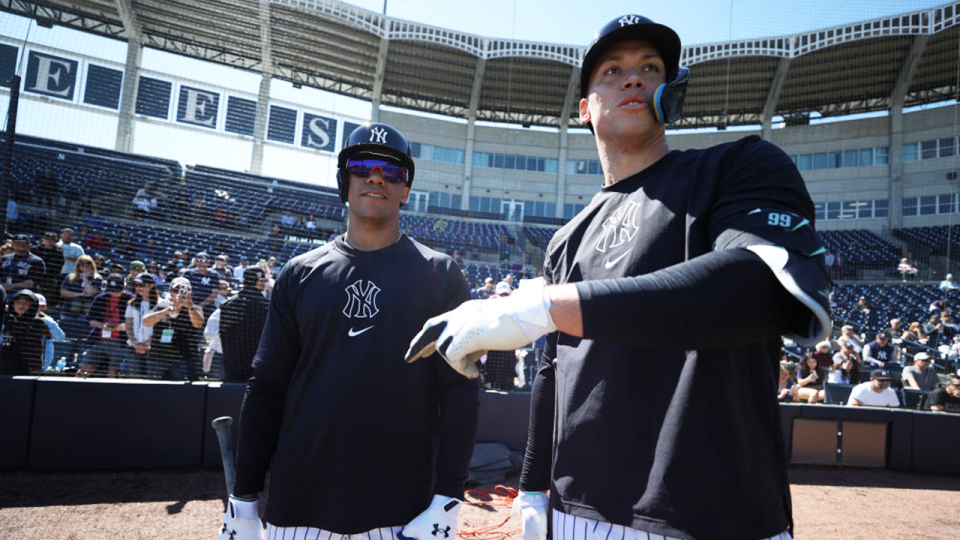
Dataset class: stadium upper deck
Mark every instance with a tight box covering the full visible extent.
[1,0,957,129]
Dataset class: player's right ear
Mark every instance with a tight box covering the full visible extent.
[578,98,591,124]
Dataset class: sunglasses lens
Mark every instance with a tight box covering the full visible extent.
[347,159,407,183]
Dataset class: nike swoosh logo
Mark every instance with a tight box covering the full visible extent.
[604,250,632,269]
[348,326,374,337]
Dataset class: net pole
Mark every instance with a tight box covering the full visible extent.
[0,74,21,236]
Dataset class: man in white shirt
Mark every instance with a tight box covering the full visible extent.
[234,257,249,281]
[848,369,901,408]
[56,227,85,277]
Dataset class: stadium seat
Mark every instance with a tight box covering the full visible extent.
[824,382,856,405]
[900,389,930,411]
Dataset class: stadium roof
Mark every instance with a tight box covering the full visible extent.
[3,0,959,129]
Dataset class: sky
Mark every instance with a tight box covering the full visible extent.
[0,0,952,185]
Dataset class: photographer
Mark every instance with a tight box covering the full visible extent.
[142,277,204,381]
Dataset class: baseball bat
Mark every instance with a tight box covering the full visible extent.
[211,416,236,497]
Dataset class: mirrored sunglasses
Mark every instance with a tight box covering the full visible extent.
[347,159,408,183]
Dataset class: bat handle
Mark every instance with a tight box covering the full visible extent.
[211,416,236,497]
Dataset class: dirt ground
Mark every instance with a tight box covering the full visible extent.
[1,466,958,540]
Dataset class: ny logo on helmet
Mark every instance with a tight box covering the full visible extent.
[343,279,381,318]
[369,127,388,144]
[618,15,640,27]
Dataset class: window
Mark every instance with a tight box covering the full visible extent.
[857,201,873,219]
[545,202,556,216]
[494,154,504,168]
[798,154,812,171]
[919,195,937,215]
[874,199,888,218]
[410,142,421,158]
[902,198,918,217]
[455,150,465,165]
[826,202,841,220]
[839,201,857,219]
[940,194,956,215]
[921,140,938,160]
[940,138,956,158]
[859,148,873,167]
[813,153,828,170]
[566,160,578,174]
[842,150,858,168]
[875,147,889,165]
[505,154,516,169]
[545,158,558,173]
[588,160,600,175]
[814,202,826,221]
[474,152,485,167]
[902,143,918,163]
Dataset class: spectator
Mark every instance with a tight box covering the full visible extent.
[939,273,959,291]
[32,232,65,309]
[76,274,133,378]
[218,266,270,383]
[928,376,960,413]
[0,289,48,375]
[181,251,223,319]
[777,362,799,403]
[503,273,515,290]
[124,261,146,294]
[848,369,900,408]
[213,255,233,281]
[202,304,222,377]
[56,227,84,278]
[923,314,944,347]
[267,223,284,255]
[813,340,834,369]
[0,243,12,258]
[164,251,187,282]
[863,331,899,368]
[142,276,204,381]
[929,298,948,314]
[215,280,232,309]
[795,353,825,404]
[132,185,157,218]
[855,296,872,313]
[77,186,94,217]
[83,230,109,253]
[831,341,861,383]
[942,310,959,337]
[280,212,295,229]
[123,273,158,379]
[93,254,107,274]
[902,352,940,392]
[266,256,279,276]
[233,256,250,281]
[145,260,165,286]
[1,234,46,294]
[901,321,928,345]
[36,168,60,209]
[827,355,856,385]
[823,249,836,279]
[472,277,496,300]
[883,319,904,342]
[305,214,317,237]
[59,255,103,366]
[35,294,65,372]
[897,257,918,281]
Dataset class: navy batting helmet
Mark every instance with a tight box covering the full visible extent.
[336,123,415,203]
[580,15,689,125]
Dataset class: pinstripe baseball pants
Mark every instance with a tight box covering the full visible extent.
[552,509,793,540]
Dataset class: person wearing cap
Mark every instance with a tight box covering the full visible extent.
[33,232,65,309]
[75,274,134,378]
[472,276,496,300]
[123,273,158,379]
[0,234,46,295]
[0,289,48,375]
[223,124,477,540]
[181,252,224,320]
[902,352,940,392]
[494,281,512,297]
[142,276,204,381]
[214,254,234,281]
[848,369,901,408]
[124,261,146,295]
[216,266,270,383]
[831,340,861,383]
[863,331,900,369]
[34,293,65,372]
[405,15,830,540]
[145,260,165,286]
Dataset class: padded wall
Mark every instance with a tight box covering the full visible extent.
[0,376,36,470]
[28,378,207,470]
[202,382,248,469]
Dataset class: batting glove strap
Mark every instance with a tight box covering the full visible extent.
[399,495,461,540]
[229,496,260,520]
[510,491,548,515]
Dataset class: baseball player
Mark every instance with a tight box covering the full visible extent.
[407,15,831,540]
[219,123,479,540]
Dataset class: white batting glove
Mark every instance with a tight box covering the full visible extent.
[510,491,548,540]
[218,496,265,540]
[399,495,461,540]
[405,278,556,379]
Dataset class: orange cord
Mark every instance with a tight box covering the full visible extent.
[458,485,522,540]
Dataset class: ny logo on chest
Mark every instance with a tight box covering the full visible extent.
[343,279,381,318]
[596,201,641,254]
